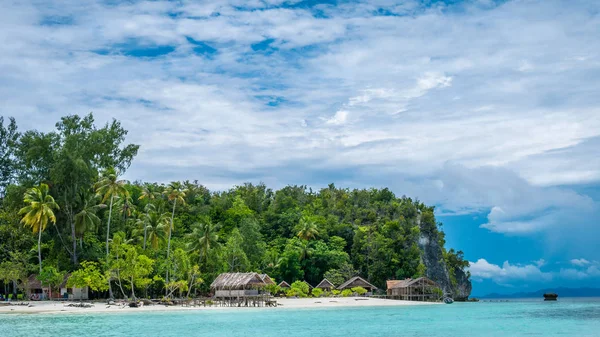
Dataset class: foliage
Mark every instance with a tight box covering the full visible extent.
[286,280,310,297]
[67,261,108,292]
[311,287,324,297]
[0,114,470,300]
[351,286,367,295]
[341,289,353,297]
[38,265,65,294]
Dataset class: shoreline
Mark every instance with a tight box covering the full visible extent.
[0,297,440,315]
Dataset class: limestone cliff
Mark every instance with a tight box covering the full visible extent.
[417,216,472,300]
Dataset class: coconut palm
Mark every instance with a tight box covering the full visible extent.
[94,168,128,257]
[296,217,319,241]
[186,221,220,265]
[18,183,59,273]
[74,193,106,246]
[136,208,169,250]
[163,182,187,283]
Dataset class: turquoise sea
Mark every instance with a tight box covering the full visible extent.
[1,298,599,336]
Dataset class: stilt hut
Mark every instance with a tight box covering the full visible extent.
[315,279,335,291]
[386,277,441,301]
[337,276,378,294]
[210,272,270,307]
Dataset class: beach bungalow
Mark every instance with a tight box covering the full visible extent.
[278,281,290,289]
[211,272,273,307]
[259,274,276,285]
[386,277,441,301]
[315,279,335,291]
[337,276,378,294]
[26,274,88,300]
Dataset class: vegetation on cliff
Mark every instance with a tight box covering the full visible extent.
[0,114,470,298]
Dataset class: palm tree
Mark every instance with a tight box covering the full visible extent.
[296,217,319,241]
[94,168,128,257]
[186,221,220,265]
[163,182,187,284]
[136,209,169,250]
[18,183,59,273]
[74,193,106,247]
[94,168,128,299]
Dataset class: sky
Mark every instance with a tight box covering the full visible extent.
[1,0,599,296]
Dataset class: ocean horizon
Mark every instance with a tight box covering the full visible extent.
[2,298,599,336]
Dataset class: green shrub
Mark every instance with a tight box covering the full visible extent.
[332,290,341,296]
[311,288,323,297]
[351,286,367,295]
[287,281,309,297]
[341,289,353,297]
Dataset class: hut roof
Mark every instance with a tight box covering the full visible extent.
[210,273,266,290]
[278,281,291,288]
[315,278,335,289]
[27,275,42,289]
[388,277,438,289]
[337,276,378,290]
[259,274,276,285]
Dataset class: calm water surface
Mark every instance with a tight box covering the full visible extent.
[1,298,599,336]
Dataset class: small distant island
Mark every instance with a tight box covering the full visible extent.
[480,287,600,299]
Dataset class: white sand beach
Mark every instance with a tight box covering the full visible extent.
[0,297,438,314]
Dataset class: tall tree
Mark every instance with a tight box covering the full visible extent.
[136,208,169,250]
[18,183,59,273]
[74,193,106,246]
[0,116,19,197]
[296,217,319,241]
[94,168,128,299]
[163,182,187,284]
[186,220,220,265]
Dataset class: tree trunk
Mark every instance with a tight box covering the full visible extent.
[143,212,148,250]
[130,279,136,301]
[106,195,115,300]
[71,219,78,265]
[38,227,42,274]
[165,200,176,288]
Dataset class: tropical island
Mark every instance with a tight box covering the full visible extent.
[0,114,471,310]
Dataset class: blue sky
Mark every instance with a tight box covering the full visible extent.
[1,0,599,295]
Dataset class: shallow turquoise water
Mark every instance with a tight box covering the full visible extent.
[1,298,600,336]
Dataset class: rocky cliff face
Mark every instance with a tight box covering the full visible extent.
[418,230,472,300]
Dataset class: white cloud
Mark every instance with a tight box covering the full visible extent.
[570,258,590,267]
[325,110,349,125]
[468,259,552,283]
[1,0,600,256]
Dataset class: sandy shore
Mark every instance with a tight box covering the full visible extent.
[0,297,438,314]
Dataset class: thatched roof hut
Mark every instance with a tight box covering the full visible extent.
[337,276,378,291]
[278,281,291,289]
[210,273,267,290]
[387,277,440,301]
[315,278,335,291]
[259,274,275,285]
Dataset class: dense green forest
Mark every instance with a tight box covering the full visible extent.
[0,113,469,299]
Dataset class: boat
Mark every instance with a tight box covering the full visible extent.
[543,293,558,301]
[443,297,454,304]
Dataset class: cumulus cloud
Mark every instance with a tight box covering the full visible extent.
[469,259,553,283]
[1,0,600,257]
[570,258,590,267]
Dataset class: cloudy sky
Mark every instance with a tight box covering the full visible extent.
[2,0,599,295]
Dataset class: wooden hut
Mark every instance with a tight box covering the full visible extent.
[386,277,441,301]
[315,279,335,291]
[210,273,271,306]
[259,274,276,285]
[278,281,290,289]
[26,274,88,300]
[337,276,378,293]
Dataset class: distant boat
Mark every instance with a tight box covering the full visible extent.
[543,293,558,301]
[443,297,454,304]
